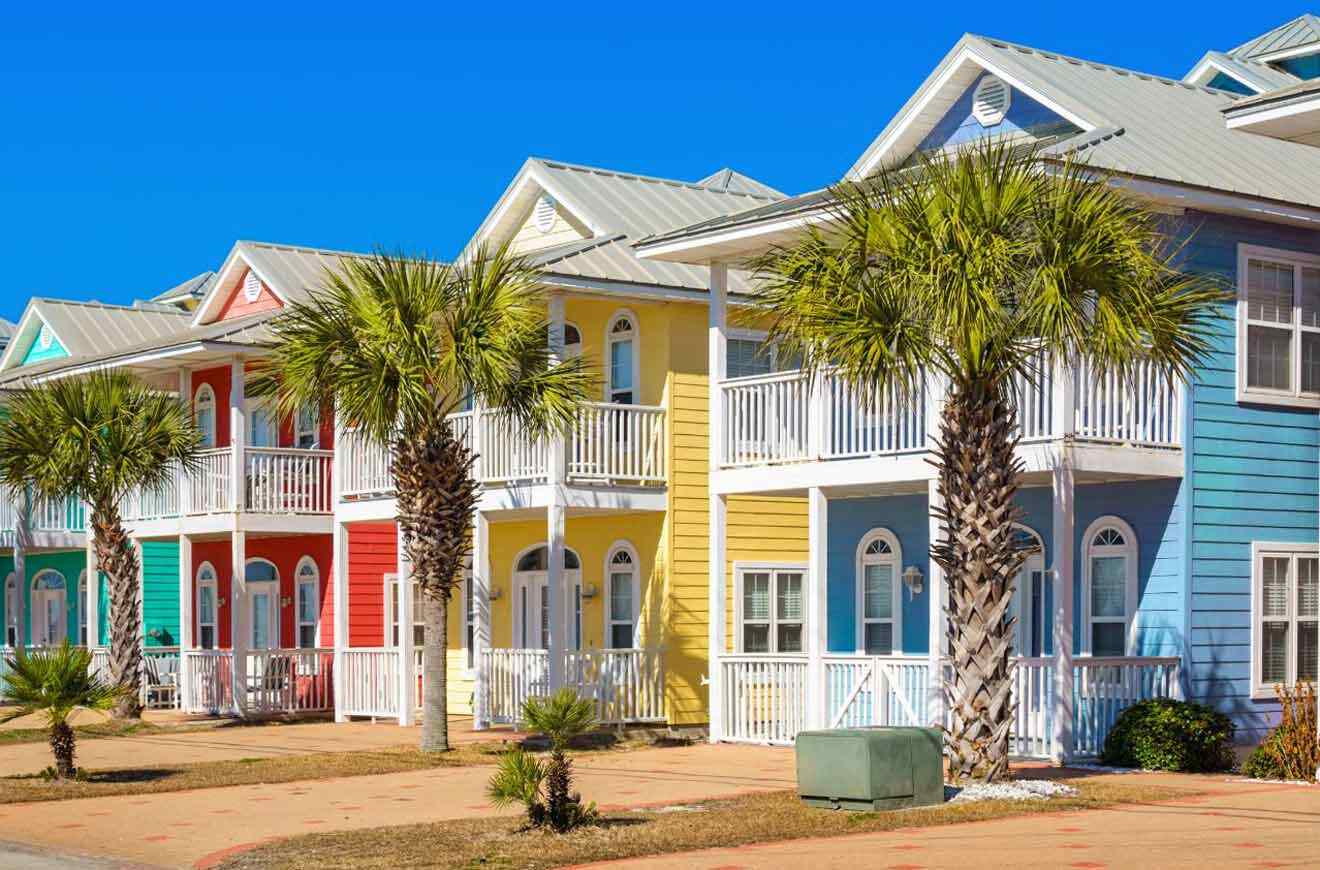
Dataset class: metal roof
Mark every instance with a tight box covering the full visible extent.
[151,271,215,305]
[1229,14,1320,60]
[1187,50,1302,92]
[694,168,786,198]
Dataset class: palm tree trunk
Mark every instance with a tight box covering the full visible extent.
[49,719,76,780]
[92,501,142,720]
[420,593,449,752]
[930,378,1030,784]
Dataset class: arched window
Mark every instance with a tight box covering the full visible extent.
[78,570,88,646]
[515,546,581,572]
[295,403,320,449]
[857,529,903,655]
[606,543,639,649]
[564,322,582,358]
[512,545,582,650]
[1011,525,1047,657]
[196,562,218,649]
[5,572,18,646]
[194,384,216,448]
[606,311,638,404]
[244,559,279,649]
[1082,517,1138,657]
[295,556,320,648]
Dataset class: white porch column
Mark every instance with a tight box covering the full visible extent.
[85,538,99,648]
[807,487,829,730]
[1051,458,1075,764]
[229,361,246,513]
[178,367,193,519]
[230,530,248,716]
[707,262,729,743]
[927,477,946,726]
[546,291,568,691]
[472,510,491,729]
[13,493,27,649]
[332,520,349,723]
[177,534,193,708]
[397,523,416,726]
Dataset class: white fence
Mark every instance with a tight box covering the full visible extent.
[245,449,334,514]
[481,647,665,726]
[340,647,401,718]
[825,656,931,730]
[182,650,234,714]
[179,648,335,716]
[720,655,810,745]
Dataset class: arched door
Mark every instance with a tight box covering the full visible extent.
[512,546,582,650]
[31,570,67,646]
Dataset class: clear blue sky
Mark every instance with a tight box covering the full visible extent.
[0,3,1300,321]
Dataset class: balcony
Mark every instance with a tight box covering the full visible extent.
[0,493,87,547]
[716,358,1183,491]
[339,402,667,501]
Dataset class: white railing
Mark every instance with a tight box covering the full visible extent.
[245,448,334,514]
[825,655,931,730]
[190,448,234,514]
[30,496,86,534]
[245,649,334,713]
[824,371,926,459]
[1012,354,1056,443]
[339,429,394,498]
[570,403,666,483]
[121,463,182,522]
[483,648,549,724]
[478,409,549,484]
[1073,359,1181,448]
[720,371,812,467]
[481,647,666,726]
[341,647,401,718]
[1013,657,1056,758]
[720,655,810,745]
[1072,655,1181,757]
[182,649,234,715]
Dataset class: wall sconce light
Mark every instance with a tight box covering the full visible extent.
[489,586,502,600]
[581,584,598,599]
[280,596,292,608]
[217,597,227,609]
[902,565,924,600]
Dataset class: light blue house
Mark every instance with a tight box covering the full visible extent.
[637,15,1320,758]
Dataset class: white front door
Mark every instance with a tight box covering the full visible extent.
[1014,558,1047,659]
[248,584,279,649]
[31,587,67,646]
[513,571,582,650]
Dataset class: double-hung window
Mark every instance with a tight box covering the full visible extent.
[857,530,902,655]
[725,330,803,379]
[196,563,218,650]
[737,566,804,653]
[1238,245,1320,406]
[607,546,638,649]
[1252,543,1318,698]
[295,557,319,648]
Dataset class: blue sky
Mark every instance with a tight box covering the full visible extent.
[0,3,1301,321]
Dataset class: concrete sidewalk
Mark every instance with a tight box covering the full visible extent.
[0,743,797,869]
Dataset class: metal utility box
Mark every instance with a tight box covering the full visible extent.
[795,727,944,811]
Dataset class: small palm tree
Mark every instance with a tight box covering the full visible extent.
[251,244,593,753]
[752,141,1224,783]
[0,371,202,718]
[489,688,598,831]
[1,642,122,779]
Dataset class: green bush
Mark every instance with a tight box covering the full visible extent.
[1240,735,1285,780]
[1238,682,1319,782]
[1100,698,1235,772]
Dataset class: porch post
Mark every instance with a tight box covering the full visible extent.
[229,361,246,514]
[546,291,567,692]
[85,538,99,648]
[707,262,729,743]
[1051,458,1075,764]
[13,493,27,649]
[472,509,490,728]
[178,534,193,709]
[332,519,349,723]
[927,477,946,726]
[230,529,247,716]
[807,487,829,730]
[396,523,416,726]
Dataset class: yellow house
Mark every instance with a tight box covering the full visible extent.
[333,158,809,730]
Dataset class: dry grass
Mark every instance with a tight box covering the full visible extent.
[217,777,1201,870]
[0,734,660,805]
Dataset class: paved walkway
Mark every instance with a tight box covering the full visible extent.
[0,743,797,869]
[582,772,1319,870]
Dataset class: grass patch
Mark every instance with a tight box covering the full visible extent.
[0,718,168,745]
[0,734,662,805]
[217,777,1201,870]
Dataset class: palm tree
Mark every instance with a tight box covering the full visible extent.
[751,141,1224,783]
[488,688,599,831]
[2,642,123,779]
[251,243,592,753]
[0,371,202,719]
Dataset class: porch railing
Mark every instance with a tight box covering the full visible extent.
[182,649,234,715]
[340,647,401,718]
[720,655,810,745]
[481,647,665,726]
[245,449,334,514]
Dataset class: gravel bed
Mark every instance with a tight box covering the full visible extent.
[946,779,1078,803]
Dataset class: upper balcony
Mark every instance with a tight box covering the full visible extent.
[714,357,1184,495]
[0,494,88,549]
[338,401,667,514]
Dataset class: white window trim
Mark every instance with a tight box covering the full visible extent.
[604,541,641,649]
[1236,243,1320,409]
[294,403,320,449]
[733,561,808,655]
[854,529,903,655]
[294,556,320,648]
[194,383,217,448]
[196,561,218,650]
[244,558,280,648]
[510,544,582,651]
[1080,516,1139,657]
[461,568,475,675]
[383,572,426,649]
[1250,540,1319,700]
[1011,524,1047,658]
[245,398,278,447]
[605,309,640,404]
[29,569,68,646]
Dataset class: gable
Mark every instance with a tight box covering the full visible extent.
[914,71,1081,155]
[507,192,592,256]
[1276,53,1320,81]
[19,319,67,366]
[1206,71,1256,96]
[214,267,283,322]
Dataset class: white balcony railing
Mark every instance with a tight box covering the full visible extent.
[245,448,334,514]
[719,359,1182,468]
[480,647,666,726]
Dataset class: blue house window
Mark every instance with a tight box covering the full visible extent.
[1237,244,1320,407]
[1252,543,1319,698]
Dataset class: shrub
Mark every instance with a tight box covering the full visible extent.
[1240,683,1318,783]
[1100,698,1235,772]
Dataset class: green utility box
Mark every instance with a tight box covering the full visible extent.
[796,727,944,811]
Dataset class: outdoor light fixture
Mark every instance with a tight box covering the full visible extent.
[280,596,291,608]
[489,586,502,600]
[902,565,924,600]
[581,583,598,599]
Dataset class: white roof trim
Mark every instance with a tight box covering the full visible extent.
[1225,93,1320,130]
[1184,57,1266,93]
[28,341,260,384]
[460,160,604,262]
[635,209,831,263]
[0,307,70,373]
[849,44,1098,180]
[190,245,289,328]
[1251,43,1320,64]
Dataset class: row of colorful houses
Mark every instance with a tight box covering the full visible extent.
[2,15,1319,760]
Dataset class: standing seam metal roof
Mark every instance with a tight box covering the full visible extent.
[1229,14,1320,60]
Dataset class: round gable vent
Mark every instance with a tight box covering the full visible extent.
[242,270,262,303]
[971,75,1011,127]
[533,194,557,233]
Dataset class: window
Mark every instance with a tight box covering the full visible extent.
[1082,518,1138,657]
[295,403,320,449]
[564,323,582,358]
[196,562,218,650]
[606,545,638,649]
[737,565,805,653]
[194,384,216,448]
[515,546,581,572]
[247,401,277,447]
[607,312,637,404]
[295,557,319,648]
[725,330,802,379]
[856,530,902,655]
[1011,526,1047,658]
[78,571,88,646]
[1252,543,1318,698]
[5,572,17,646]
[245,559,279,649]
[387,574,425,648]
[1238,245,1320,406]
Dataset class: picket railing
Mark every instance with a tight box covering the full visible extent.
[1073,359,1181,448]
[824,655,930,730]
[30,496,86,534]
[181,649,234,715]
[570,403,666,484]
[339,429,395,498]
[189,448,234,514]
[719,655,810,745]
[244,649,334,713]
[720,371,813,467]
[340,647,401,718]
[245,449,334,514]
[1072,656,1182,756]
[480,647,665,726]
